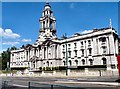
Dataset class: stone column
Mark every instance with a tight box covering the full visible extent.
[45,20,47,28]
[41,21,43,28]
[46,47,47,59]
[115,38,118,54]
[35,61,37,69]
[19,52,21,63]
[48,19,50,28]
[52,21,56,29]
[55,45,57,58]
[42,47,44,59]
[106,37,109,54]
[10,53,13,63]
[28,50,30,61]
[97,38,100,55]
[54,45,55,58]
[24,50,26,60]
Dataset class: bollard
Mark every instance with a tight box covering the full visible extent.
[51,84,53,89]
[28,82,30,89]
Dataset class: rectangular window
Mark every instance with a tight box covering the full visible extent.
[103,46,107,54]
[89,48,92,55]
[68,51,71,58]
[81,41,83,45]
[74,43,77,47]
[111,64,116,69]
[63,52,65,58]
[75,50,77,57]
[81,49,84,56]
[68,44,70,47]
[88,40,91,44]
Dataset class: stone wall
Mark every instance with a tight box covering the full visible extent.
[32,69,119,77]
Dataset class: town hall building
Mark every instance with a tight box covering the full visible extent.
[10,3,119,76]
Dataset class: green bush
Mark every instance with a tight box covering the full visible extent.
[39,67,42,70]
[46,67,52,71]
[40,66,60,71]
[43,67,46,71]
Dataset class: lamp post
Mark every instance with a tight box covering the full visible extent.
[65,33,68,76]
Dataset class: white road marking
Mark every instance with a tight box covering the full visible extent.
[12,84,28,87]
[55,81,119,86]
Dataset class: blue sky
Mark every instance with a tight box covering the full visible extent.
[1,2,118,52]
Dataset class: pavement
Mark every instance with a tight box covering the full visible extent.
[1,76,120,89]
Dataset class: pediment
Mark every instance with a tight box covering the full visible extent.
[42,39,55,46]
[30,56,39,62]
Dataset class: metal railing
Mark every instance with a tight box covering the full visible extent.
[28,81,85,89]
[2,80,9,89]
[2,80,86,89]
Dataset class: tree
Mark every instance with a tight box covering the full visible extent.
[1,46,17,70]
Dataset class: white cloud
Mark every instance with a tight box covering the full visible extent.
[81,30,93,34]
[21,39,32,42]
[2,41,20,46]
[69,3,74,9]
[0,28,20,39]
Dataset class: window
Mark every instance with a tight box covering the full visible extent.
[82,59,85,65]
[75,50,77,57]
[101,37,106,42]
[68,44,71,50]
[47,61,49,66]
[63,52,65,58]
[81,49,84,56]
[68,44,70,47]
[81,41,83,45]
[74,43,77,48]
[102,46,107,54]
[69,60,72,66]
[75,60,78,66]
[68,51,71,58]
[63,61,66,66]
[102,58,106,65]
[63,45,65,48]
[111,64,116,69]
[88,40,91,44]
[88,48,92,55]
[89,59,93,65]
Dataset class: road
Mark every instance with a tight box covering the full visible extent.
[1,76,120,89]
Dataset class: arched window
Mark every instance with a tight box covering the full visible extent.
[82,59,85,65]
[63,61,66,66]
[43,21,45,28]
[75,60,78,66]
[69,60,72,66]
[102,58,107,65]
[89,59,93,65]
[47,61,49,66]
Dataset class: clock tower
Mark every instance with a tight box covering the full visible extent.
[36,3,57,44]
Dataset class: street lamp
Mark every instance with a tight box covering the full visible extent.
[65,33,68,76]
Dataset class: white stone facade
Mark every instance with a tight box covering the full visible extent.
[10,3,119,75]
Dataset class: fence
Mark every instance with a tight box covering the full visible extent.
[28,81,86,89]
[2,80,9,89]
[2,80,86,89]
